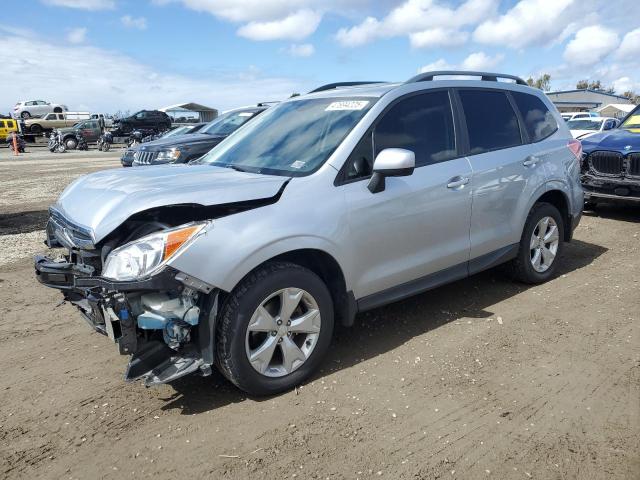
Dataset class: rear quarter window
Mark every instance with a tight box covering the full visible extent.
[511,92,558,143]
[458,89,522,155]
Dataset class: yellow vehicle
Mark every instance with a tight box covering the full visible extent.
[0,118,18,142]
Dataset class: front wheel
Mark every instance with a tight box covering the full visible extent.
[215,262,334,396]
[64,137,77,150]
[102,142,110,152]
[509,202,564,284]
[21,111,31,119]
[56,144,66,153]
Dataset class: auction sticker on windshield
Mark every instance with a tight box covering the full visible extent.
[325,101,370,111]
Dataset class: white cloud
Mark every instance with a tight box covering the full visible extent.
[616,28,640,60]
[121,15,148,30]
[563,25,619,66]
[418,51,504,73]
[409,28,469,49]
[42,0,115,10]
[460,51,504,70]
[237,9,321,41]
[612,76,640,93]
[473,0,574,48]
[0,27,302,114]
[418,58,453,73]
[66,27,87,44]
[336,0,496,47]
[285,43,315,57]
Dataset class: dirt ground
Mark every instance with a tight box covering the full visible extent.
[0,149,638,480]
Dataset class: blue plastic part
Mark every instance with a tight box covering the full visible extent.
[119,309,129,320]
[137,311,169,330]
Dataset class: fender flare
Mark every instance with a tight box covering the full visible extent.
[213,235,348,293]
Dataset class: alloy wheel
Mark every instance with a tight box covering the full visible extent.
[530,216,559,273]
[245,287,321,378]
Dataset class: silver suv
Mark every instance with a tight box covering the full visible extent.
[35,71,583,395]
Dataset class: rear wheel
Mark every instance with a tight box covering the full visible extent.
[30,124,42,134]
[21,111,31,119]
[215,262,334,396]
[53,107,62,113]
[509,202,564,284]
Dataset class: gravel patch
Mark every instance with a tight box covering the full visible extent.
[0,230,48,267]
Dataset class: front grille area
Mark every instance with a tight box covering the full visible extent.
[589,151,624,176]
[628,153,640,177]
[48,209,95,249]
[133,150,158,165]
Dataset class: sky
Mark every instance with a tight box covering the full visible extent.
[1,0,638,114]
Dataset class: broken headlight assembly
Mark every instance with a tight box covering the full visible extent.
[102,222,207,281]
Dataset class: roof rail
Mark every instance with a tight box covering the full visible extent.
[308,81,388,94]
[407,71,527,86]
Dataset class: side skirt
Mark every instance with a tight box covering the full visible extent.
[354,243,518,314]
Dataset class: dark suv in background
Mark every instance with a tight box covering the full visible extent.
[126,105,268,167]
[114,110,172,133]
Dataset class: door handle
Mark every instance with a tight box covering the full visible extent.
[523,155,539,167]
[447,176,470,189]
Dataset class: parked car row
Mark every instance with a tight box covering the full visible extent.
[36,71,593,395]
[567,117,619,139]
[121,105,267,166]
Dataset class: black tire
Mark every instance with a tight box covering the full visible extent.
[21,111,31,119]
[103,142,110,152]
[215,261,334,396]
[508,202,564,284]
[53,107,62,113]
[64,137,77,150]
[30,124,42,134]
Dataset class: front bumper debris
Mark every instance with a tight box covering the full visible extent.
[581,170,640,203]
[35,253,218,386]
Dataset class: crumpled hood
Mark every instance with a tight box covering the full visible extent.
[54,164,288,243]
[581,128,640,154]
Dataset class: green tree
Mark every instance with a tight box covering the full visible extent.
[576,79,589,89]
[622,91,639,103]
[588,80,602,90]
[526,74,551,91]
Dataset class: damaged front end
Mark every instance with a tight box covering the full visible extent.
[35,209,219,386]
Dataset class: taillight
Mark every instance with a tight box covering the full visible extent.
[568,139,582,160]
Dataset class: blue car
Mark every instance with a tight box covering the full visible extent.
[580,104,640,206]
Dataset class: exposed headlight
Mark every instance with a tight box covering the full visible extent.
[155,148,182,162]
[102,223,207,281]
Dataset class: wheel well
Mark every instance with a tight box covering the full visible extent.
[267,249,356,327]
[535,190,572,241]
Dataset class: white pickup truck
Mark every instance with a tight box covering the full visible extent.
[90,113,114,128]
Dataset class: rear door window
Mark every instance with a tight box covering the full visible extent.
[458,89,522,155]
[0,121,5,128]
[374,90,456,167]
[511,92,558,142]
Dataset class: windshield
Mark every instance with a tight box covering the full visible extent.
[197,97,375,176]
[200,109,259,136]
[162,126,190,138]
[620,109,640,132]
[567,119,603,130]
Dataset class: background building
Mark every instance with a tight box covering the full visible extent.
[546,89,632,113]
[159,102,218,124]
[596,103,636,119]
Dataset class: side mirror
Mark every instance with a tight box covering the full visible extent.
[367,148,415,193]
